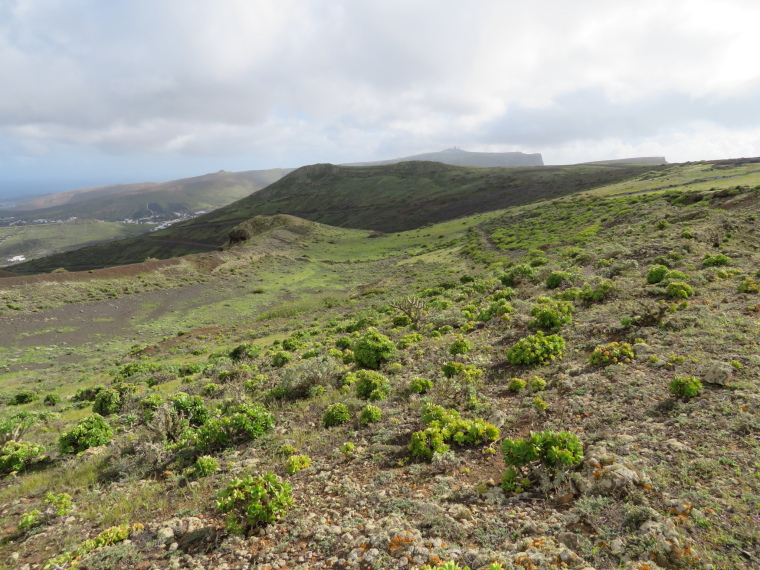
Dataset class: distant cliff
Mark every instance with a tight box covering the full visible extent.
[344,148,543,167]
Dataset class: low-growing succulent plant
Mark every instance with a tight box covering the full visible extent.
[507,332,566,366]
[589,341,634,366]
[665,281,695,299]
[409,377,433,394]
[216,472,293,533]
[323,403,351,427]
[529,297,574,331]
[193,455,219,477]
[670,376,702,399]
[501,430,583,492]
[58,414,113,454]
[353,328,396,369]
[354,369,391,401]
[285,454,311,474]
[359,404,382,425]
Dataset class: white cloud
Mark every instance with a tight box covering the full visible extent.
[1,0,760,192]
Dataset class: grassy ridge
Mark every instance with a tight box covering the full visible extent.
[8,168,290,223]
[8,161,668,274]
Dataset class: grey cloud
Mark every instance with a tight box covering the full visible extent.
[483,87,760,146]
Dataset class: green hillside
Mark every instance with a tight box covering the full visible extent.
[0,219,150,267]
[8,168,290,223]
[8,160,670,273]
[0,176,758,569]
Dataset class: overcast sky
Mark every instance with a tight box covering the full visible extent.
[2,0,760,197]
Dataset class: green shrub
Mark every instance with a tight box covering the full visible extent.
[72,385,106,403]
[529,297,574,331]
[115,362,164,380]
[342,315,378,333]
[528,376,547,391]
[702,254,730,267]
[507,377,526,392]
[43,394,61,406]
[0,440,46,475]
[589,342,634,367]
[502,430,583,492]
[45,492,73,516]
[216,472,292,533]
[230,343,262,361]
[335,336,354,350]
[59,414,113,454]
[270,357,342,400]
[665,281,695,299]
[8,391,38,406]
[664,270,689,281]
[323,403,351,427]
[170,393,210,426]
[355,370,391,401]
[546,270,573,289]
[92,389,122,416]
[477,299,514,322]
[18,509,42,532]
[392,314,413,327]
[359,405,382,425]
[340,442,356,458]
[192,403,275,451]
[738,277,760,293]
[353,328,395,369]
[448,335,472,355]
[271,351,293,368]
[285,454,311,474]
[409,404,499,461]
[193,455,219,477]
[578,278,615,302]
[396,333,423,350]
[507,332,566,366]
[499,264,536,287]
[281,337,306,352]
[202,383,221,397]
[670,376,702,399]
[409,378,433,394]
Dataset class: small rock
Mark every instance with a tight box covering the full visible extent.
[704,362,732,386]
[156,527,175,543]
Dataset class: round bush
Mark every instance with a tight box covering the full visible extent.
[354,370,391,401]
[702,254,730,267]
[0,441,46,475]
[392,314,412,327]
[193,455,219,477]
[43,394,61,406]
[448,335,472,355]
[92,388,121,416]
[665,281,695,299]
[271,351,293,368]
[409,377,433,394]
[507,377,526,392]
[670,376,702,399]
[529,298,574,331]
[59,414,113,454]
[285,454,312,474]
[589,342,634,367]
[359,405,382,425]
[353,328,395,369]
[546,270,572,289]
[8,391,38,406]
[647,265,669,285]
[506,332,566,366]
[216,472,292,533]
[323,403,351,427]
